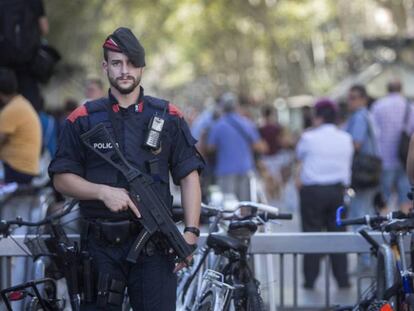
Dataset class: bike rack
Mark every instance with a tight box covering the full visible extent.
[0,232,411,310]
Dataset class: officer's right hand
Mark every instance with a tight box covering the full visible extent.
[98,185,141,217]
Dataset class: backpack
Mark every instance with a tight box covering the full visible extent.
[0,0,40,66]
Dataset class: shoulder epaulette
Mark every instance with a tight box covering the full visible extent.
[168,103,183,117]
[67,105,88,123]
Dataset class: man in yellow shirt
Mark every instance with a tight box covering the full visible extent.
[0,68,41,184]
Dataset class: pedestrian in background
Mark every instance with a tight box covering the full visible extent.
[82,78,105,103]
[371,80,414,213]
[346,85,381,219]
[207,92,267,201]
[296,98,353,289]
[0,0,49,112]
[0,67,42,303]
[259,105,285,202]
[0,68,41,184]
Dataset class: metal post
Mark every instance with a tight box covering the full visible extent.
[0,256,8,289]
[357,253,362,299]
[267,254,277,311]
[4,257,11,288]
[293,253,298,308]
[325,256,330,308]
[279,254,284,307]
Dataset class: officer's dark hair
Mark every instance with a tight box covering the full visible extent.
[314,98,337,124]
[103,47,109,62]
[0,67,18,96]
[349,84,367,99]
[262,105,275,118]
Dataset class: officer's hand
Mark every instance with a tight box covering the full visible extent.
[98,185,141,217]
[173,231,198,273]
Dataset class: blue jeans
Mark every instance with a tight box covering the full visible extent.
[349,188,377,267]
[382,165,411,205]
[81,231,177,311]
[349,188,377,220]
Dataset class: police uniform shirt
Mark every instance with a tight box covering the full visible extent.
[49,87,204,219]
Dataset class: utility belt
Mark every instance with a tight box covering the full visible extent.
[82,219,171,256]
[87,219,140,246]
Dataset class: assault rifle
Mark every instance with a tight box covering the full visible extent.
[80,123,196,264]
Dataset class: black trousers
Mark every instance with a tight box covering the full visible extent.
[300,184,349,287]
[80,227,177,311]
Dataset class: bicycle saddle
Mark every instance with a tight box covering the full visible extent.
[207,233,248,253]
[228,220,257,233]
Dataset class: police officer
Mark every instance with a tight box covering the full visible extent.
[49,27,204,310]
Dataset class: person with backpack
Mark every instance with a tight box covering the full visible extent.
[346,85,381,219]
[0,0,49,111]
[206,92,267,201]
[371,80,414,213]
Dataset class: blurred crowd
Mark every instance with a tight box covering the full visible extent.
[184,79,414,289]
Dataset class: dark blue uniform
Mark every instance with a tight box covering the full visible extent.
[49,87,204,310]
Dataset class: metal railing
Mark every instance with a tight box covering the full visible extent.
[0,232,409,310]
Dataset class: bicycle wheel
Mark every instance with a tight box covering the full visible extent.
[245,279,265,311]
[25,297,62,311]
[197,291,215,311]
[26,297,41,311]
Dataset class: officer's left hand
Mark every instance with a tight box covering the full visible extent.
[173,231,198,273]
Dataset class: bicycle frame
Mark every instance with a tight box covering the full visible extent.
[390,231,414,309]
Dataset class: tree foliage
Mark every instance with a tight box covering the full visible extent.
[43,0,414,106]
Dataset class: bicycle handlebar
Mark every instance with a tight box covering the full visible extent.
[259,212,293,220]
[202,201,293,220]
[336,206,412,227]
[0,199,78,236]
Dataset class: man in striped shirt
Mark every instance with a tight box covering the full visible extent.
[371,80,414,213]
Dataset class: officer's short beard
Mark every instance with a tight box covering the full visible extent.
[108,74,141,95]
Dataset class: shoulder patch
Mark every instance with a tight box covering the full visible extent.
[67,105,88,123]
[168,103,183,117]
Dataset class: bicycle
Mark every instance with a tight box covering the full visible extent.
[179,200,292,311]
[0,198,81,311]
[336,206,414,311]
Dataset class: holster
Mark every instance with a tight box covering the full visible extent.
[81,251,95,304]
[96,273,126,307]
